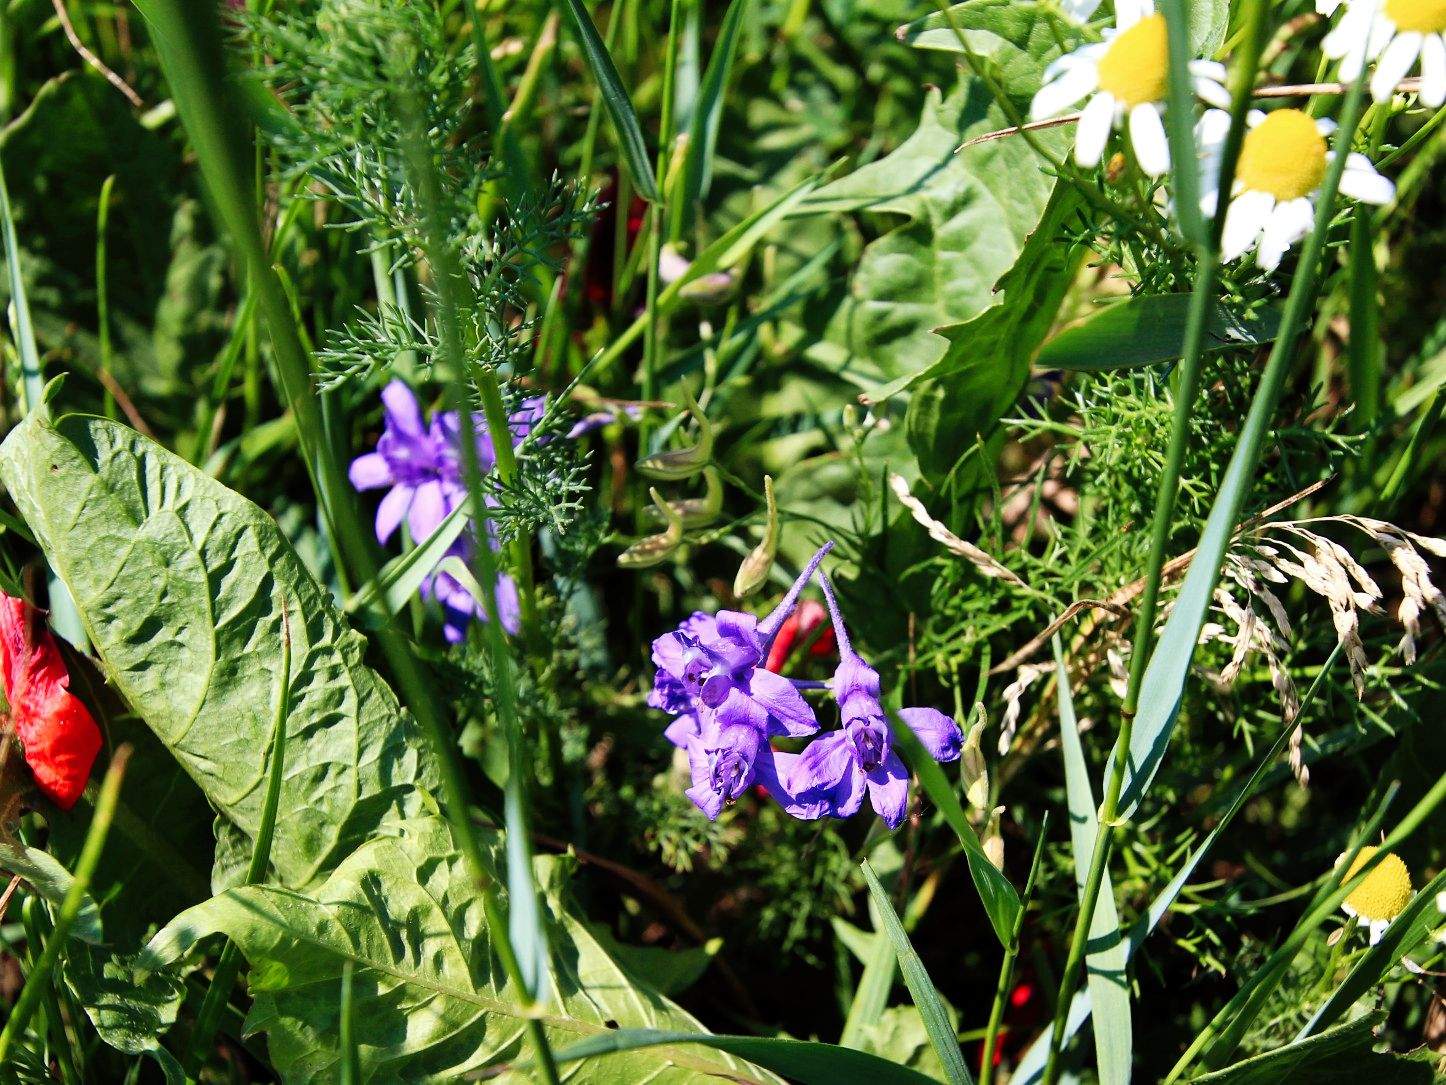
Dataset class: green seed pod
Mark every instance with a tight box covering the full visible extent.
[618,488,685,569]
[636,392,714,480]
[642,467,723,529]
[733,475,779,599]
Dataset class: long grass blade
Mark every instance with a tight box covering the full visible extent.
[556,0,660,201]
[860,859,973,1085]
[1053,640,1130,1085]
[671,0,751,236]
[1158,0,1203,244]
[837,899,898,1050]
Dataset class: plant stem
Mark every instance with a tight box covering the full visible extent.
[1040,1,1270,1076]
[393,54,561,1085]
[979,814,1049,1085]
[96,173,117,420]
[0,748,128,1065]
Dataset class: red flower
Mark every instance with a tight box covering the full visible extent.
[0,594,101,809]
[763,600,836,673]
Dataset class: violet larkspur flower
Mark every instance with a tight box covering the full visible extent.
[350,381,547,642]
[651,544,835,819]
[784,572,963,829]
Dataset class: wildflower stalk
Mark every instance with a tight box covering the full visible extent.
[1039,1,1272,1077]
[393,55,561,1085]
[131,4,548,1067]
[0,747,127,1065]
[978,813,1049,1085]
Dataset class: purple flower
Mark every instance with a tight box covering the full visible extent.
[348,381,467,545]
[783,572,963,830]
[681,717,766,819]
[422,538,522,644]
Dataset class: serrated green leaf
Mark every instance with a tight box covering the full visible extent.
[0,414,442,893]
[1037,294,1283,373]
[142,817,779,1084]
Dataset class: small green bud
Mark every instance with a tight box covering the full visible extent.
[618,487,685,569]
[733,475,779,598]
[636,392,714,480]
[643,467,723,529]
[962,717,989,813]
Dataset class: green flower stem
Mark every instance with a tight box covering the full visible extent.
[978,815,1049,1085]
[394,58,561,1085]
[129,4,546,1068]
[1039,2,1271,1079]
[0,748,128,1066]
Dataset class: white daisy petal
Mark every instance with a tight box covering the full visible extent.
[1222,189,1273,264]
[1031,63,1100,119]
[1373,32,1423,102]
[1193,75,1233,109]
[1340,161,1396,204]
[1129,103,1171,176]
[1420,34,1446,106]
[1317,117,1339,137]
[1196,107,1232,147]
[1115,0,1153,29]
[1074,92,1117,168]
[1257,197,1313,271]
[1062,0,1103,21]
[1316,0,1343,15]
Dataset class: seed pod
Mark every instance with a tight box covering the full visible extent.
[734,475,779,599]
[642,467,723,529]
[636,392,714,480]
[618,488,685,569]
[982,806,1006,871]
[961,718,989,813]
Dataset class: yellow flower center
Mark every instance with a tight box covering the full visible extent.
[1236,110,1327,201]
[1383,0,1446,32]
[1342,847,1413,922]
[1096,15,1169,108]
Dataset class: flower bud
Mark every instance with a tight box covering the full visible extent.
[982,806,1006,871]
[734,475,779,599]
[962,717,989,813]
[618,488,685,569]
[636,393,714,480]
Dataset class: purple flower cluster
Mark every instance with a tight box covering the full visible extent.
[349,381,540,643]
[650,543,963,828]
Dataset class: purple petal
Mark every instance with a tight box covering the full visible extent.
[664,714,701,748]
[381,380,425,437]
[348,452,393,491]
[685,780,727,820]
[744,668,818,738]
[898,707,963,763]
[711,687,770,732]
[375,485,412,545]
[833,653,882,714]
[490,573,521,636]
[407,480,448,543]
[790,730,855,795]
[755,748,832,820]
[757,542,835,642]
[866,751,910,829]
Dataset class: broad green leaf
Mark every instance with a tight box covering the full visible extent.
[1298,867,1446,1039]
[1189,1012,1437,1084]
[806,82,1068,394]
[142,818,778,1084]
[889,710,1021,947]
[1037,295,1283,373]
[860,860,972,1085]
[856,1005,956,1082]
[63,946,186,1084]
[1054,641,1131,1085]
[548,1028,945,1085]
[897,0,1079,99]
[0,414,441,892]
[0,843,102,944]
[556,0,659,201]
[902,182,1084,484]
[591,926,719,997]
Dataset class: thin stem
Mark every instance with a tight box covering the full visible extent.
[96,173,117,420]
[979,814,1049,1085]
[0,748,128,1065]
[1040,0,1269,1076]
[394,54,560,1085]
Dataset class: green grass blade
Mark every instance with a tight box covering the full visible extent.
[837,901,898,1050]
[671,0,751,236]
[556,0,660,201]
[1053,640,1131,1085]
[346,497,472,618]
[889,711,1020,948]
[339,960,360,1085]
[0,747,128,1064]
[1158,0,1203,244]
[1297,866,1446,1040]
[860,859,973,1085]
[543,1028,945,1084]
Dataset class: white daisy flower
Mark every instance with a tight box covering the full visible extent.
[1196,107,1395,271]
[1030,0,1230,176]
[1322,0,1446,106]
[1337,846,1413,945]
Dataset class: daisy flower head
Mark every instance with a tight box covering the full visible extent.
[1322,0,1446,106]
[1338,846,1413,944]
[1196,107,1395,271]
[1030,0,1229,176]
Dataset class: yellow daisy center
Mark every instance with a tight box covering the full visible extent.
[1383,0,1446,32]
[1342,847,1413,922]
[1096,14,1170,108]
[1236,110,1327,201]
